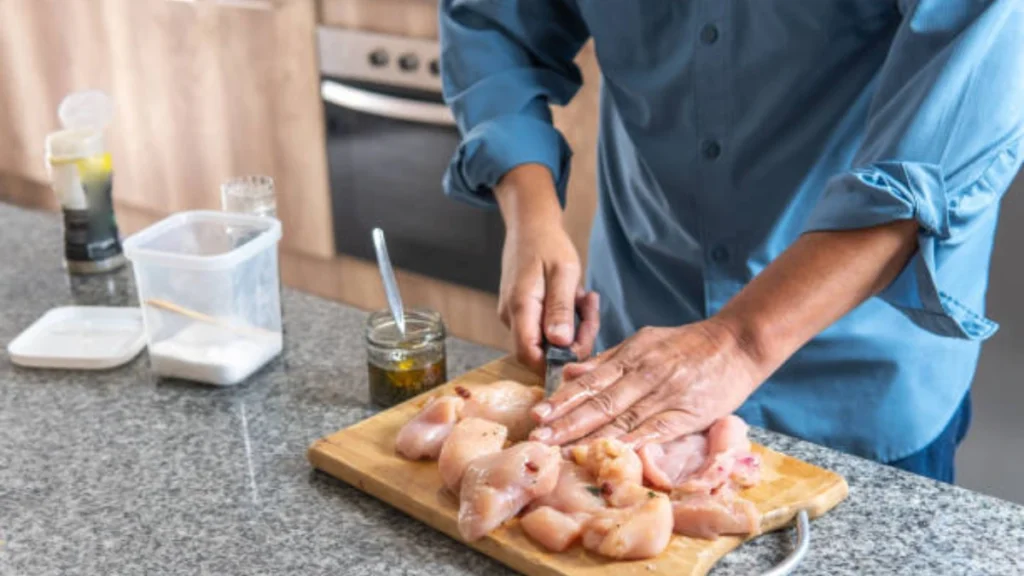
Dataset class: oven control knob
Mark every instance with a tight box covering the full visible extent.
[397,53,420,72]
[368,49,389,68]
[428,58,441,76]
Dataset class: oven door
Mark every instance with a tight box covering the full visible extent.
[323,77,504,294]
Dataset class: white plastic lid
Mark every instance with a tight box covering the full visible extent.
[46,90,113,160]
[7,306,146,370]
[59,90,113,132]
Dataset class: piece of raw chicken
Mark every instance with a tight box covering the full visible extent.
[522,468,675,558]
[569,437,644,485]
[394,396,465,460]
[580,488,675,560]
[519,460,608,553]
[520,507,590,552]
[438,417,508,491]
[458,441,561,541]
[675,415,761,494]
[460,380,544,441]
[529,460,606,515]
[671,488,761,539]
[638,433,708,490]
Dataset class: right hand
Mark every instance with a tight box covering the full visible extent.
[494,164,600,372]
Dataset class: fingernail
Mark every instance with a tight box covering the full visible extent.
[533,402,551,419]
[532,427,552,442]
[548,324,572,341]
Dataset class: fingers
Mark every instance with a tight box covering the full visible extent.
[561,342,619,381]
[529,377,656,445]
[509,285,545,373]
[531,352,626,424]
[542,262,580,347]
[619,409,703,447]
[571,290,600,360]
[579,394,665,444]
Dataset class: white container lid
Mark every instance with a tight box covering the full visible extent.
[7,306,146,370]
[123,210,282,271]
[59,90,113,132]
[45,90,113,160]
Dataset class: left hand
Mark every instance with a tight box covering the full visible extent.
[528,319,765,447]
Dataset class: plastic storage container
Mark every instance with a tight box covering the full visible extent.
[123,211,283,385]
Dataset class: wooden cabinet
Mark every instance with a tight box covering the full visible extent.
[0,0,334,258]
[0,0,601,350]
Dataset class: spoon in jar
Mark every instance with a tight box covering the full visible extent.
[372,227,406,337]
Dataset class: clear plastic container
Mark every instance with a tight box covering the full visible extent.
[123,211,283,385]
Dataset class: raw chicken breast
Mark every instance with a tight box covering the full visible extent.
[638,433,708,490]
[458,442,561,541]
[570,438,644,485]
[520,506,588,552]
[395,396,465,460]
[580,491,674,560]
[671,489,761,539]
[438,417,508,491]
[676,416,761,493]
[730,453,762,488]
[602,480,659,509]
[707,415,752,454]
[460,380,544,441]
[529,460,606,514]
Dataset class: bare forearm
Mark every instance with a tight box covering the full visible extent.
[494,164,563,237]
[714,220,919,379]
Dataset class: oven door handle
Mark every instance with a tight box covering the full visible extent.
[321,80,456,128]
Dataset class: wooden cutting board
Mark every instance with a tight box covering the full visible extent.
[308,357,849,576]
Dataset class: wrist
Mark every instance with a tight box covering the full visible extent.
[703,313,777,386]
[495,164,563,237]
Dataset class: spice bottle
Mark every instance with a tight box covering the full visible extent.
[365,308,447,408]
[44,90,125,275]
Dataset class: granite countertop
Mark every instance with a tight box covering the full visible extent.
[1,202,1023,576]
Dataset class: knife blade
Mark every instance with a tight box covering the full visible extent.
[542,310,581,398]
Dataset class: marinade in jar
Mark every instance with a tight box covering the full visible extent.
[365,309,447,408]
[367,357,447,408]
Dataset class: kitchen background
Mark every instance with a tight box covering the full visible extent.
[0,0,1020,503]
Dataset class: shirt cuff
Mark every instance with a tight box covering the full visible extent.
[442,114,572,209]
[804,161,998,341]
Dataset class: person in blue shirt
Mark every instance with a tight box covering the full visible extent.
[439,0,1024,482]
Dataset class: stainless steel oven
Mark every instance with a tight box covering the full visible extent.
[318,27,504,293]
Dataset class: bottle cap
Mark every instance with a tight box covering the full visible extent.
[58,90,113,131]
[46,90,113,160]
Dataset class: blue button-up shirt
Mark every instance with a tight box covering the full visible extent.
[439,0,1024,461]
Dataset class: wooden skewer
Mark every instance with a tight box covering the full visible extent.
[144,298,274,338]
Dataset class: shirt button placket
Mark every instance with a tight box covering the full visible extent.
[710,244,729,264]
[701,139,722,160]
[700,23,719,45]
[694,3,731,317]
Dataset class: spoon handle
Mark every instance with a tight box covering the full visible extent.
[372,228,406,335]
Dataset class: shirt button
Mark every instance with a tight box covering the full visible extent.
[700,24,719,45]
[710,245,730,263]
[701,140,722,160]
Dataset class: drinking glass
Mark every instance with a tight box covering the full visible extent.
[221,175,277,218]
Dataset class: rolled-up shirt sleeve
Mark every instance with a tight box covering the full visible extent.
[439,0,590,208]
[804,0,1024,340]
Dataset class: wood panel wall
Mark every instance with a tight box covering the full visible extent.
[0,0,334,258]
[0,0,601,351]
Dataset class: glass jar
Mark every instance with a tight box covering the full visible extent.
[365,308,447,408]
[221,175,277,218]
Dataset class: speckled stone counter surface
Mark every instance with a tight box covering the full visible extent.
[2,202,1023,576]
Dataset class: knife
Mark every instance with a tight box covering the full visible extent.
[542,310,581,398]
